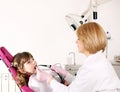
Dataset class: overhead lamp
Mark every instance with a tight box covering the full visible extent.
[65,0,111,31]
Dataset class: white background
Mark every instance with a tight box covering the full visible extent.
[0,0,120,92]
[0,0,120,66]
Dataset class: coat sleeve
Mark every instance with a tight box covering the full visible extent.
[50,67,97,92]
[64,72,75,84]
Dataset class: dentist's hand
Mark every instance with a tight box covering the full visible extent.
[36,68,53,83]
[51,65,67,78]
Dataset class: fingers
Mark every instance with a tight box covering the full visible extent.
[36,67,40,71]
[36,67,42,75]
[50,65,58,72]
[51,65,58,69]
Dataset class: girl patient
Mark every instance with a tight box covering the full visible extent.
[12,52,52,92]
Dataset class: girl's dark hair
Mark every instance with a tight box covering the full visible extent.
[13,52,33,87]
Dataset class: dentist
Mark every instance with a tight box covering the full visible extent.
[36,22,120,92]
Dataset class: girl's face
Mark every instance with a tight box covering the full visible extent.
[23,58,37,74]
[76,38,89,56]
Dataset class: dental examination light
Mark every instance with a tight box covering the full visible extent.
[65,0,111,31]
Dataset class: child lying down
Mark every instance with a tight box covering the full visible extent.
[12,51,67,92]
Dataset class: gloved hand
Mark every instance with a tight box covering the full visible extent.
[36,68,53,83]
[50,65,67,78]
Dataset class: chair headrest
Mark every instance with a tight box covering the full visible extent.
[0,46,34,92]
[0,47,13,62]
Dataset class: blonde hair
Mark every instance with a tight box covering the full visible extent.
[76,22,107,54]
[13,52,33,87]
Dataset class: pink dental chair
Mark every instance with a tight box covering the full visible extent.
[0,46,34,92]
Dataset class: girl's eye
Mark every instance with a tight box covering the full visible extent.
[27,61,31,64]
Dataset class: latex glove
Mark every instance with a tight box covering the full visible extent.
[50,65,67,77]
[36,68,53,83]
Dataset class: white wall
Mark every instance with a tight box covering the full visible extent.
[96,0,120,61]
[0,0,120,66]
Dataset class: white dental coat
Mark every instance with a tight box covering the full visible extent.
[50,51,120,92]
[28,74,52,92]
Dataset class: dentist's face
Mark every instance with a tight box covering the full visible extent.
[76,38,85,53]
[23,58,37,74]
[76,38,89,56]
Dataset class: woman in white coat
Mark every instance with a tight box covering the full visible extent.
[36,22,120,92]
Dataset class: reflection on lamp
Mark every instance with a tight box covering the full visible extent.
[65,14,79,31]
[65,10,92,31]
[65,0,112,31]
[65,0,93,31]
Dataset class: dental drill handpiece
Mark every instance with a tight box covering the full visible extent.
[37,64,65,84]
[38,64,51,68]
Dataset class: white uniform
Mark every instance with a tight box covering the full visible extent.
[28,74,52,92]
[50,51,120,92]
